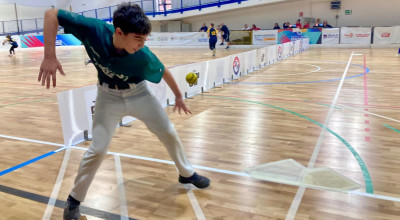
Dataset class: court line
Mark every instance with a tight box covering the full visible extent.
[255,63,321,77]
[0,185,136,220]
[184,185,206,220]
[234,63,369,85]
[383,124,400,133]
[42,148,72,220]
[363,55,371,142]
[239,91,400,110]
[285,52,364,220]
[114,155,129,220]
[202,94,373,193]
[337,104,400,123]
[1,134,399,204]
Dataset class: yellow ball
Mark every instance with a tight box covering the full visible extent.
[186,72,198,85]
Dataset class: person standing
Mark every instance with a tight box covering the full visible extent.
[38,3,210,220]
[207,23,218,57]
[199,23,208,32]
[219,23,230,49]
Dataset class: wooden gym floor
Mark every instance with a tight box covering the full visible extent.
[0,46,399,219]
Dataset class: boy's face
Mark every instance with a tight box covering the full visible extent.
[114,28,147,54]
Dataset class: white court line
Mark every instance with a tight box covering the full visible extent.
[1,133,400,215]
[42,148,71,220]
[0,134,64,147]
[285,52,357,220]
[114,155,129,220]
[257,64,321,77]
[337,104,400,123]
[184,185,206,220]
[350,191,400,203]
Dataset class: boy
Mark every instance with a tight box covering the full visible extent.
[2,35,18,57]
[207,23,218,57]
[38,3,210,220]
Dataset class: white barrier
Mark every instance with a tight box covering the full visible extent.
[340,27,372,44]
[57,39,309,146]
[252,30,278,45]
[322,28,340,45]
[373,26,400,44]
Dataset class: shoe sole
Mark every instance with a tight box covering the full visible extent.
[179,182,211,189]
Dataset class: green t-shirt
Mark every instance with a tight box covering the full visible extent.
[57,9,165,85]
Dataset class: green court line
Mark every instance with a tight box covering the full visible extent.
[383,124,400,134]
[205,94,374,193]
[242,91,342,110]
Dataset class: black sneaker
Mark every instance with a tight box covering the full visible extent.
[225,46,229,49]
[64,196,81,220]
[179,172,210,189]
[219,43,224,45]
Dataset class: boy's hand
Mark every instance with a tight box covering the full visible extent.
[174,97,191,115]
[38,57,65,89]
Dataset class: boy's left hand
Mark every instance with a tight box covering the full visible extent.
[174,97,191,114]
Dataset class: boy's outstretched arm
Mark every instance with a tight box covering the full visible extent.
[38,9,65,89]
[162,68,191,115]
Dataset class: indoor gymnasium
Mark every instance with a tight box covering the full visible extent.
[0,0,400,219]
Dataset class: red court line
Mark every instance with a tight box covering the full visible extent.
[363,55,370,142]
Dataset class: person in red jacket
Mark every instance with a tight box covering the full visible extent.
[250,24,260,31]
[295,19,302,28]
[303,21,310,29]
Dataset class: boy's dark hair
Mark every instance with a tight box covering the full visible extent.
[6,35,11,39]
[113,3,151,35]
[210,23,214,27]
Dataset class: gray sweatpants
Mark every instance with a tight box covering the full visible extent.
[70,81,194,202]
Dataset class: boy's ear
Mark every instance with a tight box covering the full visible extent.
[115,27,123,36]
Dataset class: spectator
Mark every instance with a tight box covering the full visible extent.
[322,20,332,28]
[250,24,260,31]
[283,22,290,29]
[242,24,250,31]
[295,19,302,28]
[199,23,208,32]
[219,23,230,49]
[273,23,280,29]
[303,21,310,29]
[313,18,322,27]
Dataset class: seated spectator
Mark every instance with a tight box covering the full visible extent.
[322,20,332,28]
[283,22,290,29]
[250,24,260,31]
[313,18,322,27]
[199,23,208,32]
[242,24,250,31]
[303,21,310,29]
[273,23,280,29]
[295,19,302,28]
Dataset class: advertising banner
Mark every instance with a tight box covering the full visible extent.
[278,28,321,44]
[145,32,208,46]
[373,26,400,44]
[20,34,81,48]
[340,27,372,44]
[321,28,340,45]
[252,30,278,45]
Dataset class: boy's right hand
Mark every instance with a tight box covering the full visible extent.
[38,57,65,89]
